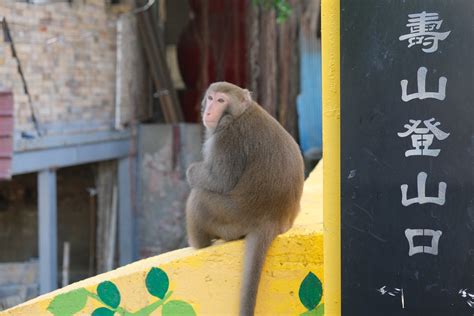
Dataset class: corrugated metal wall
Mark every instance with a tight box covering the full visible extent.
[0,89,13,180]
[297,38,322,153]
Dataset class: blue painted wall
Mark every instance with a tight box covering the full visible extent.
[297,38,322,153]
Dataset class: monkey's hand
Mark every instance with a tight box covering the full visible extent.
[186,162,203,188]
[187,156,242,193]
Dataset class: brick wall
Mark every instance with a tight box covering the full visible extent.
[0,1,126,136]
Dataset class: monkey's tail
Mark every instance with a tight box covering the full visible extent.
[240,226,277,316]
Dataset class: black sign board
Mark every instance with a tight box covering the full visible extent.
[341,1,473,315]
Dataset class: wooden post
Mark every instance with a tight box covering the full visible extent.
[62,242,70,288]
[118,157,134,265]
[38,169,58,294]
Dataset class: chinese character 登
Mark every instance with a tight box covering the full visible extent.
[401,172,447,206]
[399,11,451,53]
[405,228,443,256]
[397,118,450,157]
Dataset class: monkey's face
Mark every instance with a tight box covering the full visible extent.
[203,91,229,129]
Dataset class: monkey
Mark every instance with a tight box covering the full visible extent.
[185,82,304,316]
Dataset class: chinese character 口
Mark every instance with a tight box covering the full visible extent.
[405,228,442,256]
[398,118,450,157]
[399,11,451,53]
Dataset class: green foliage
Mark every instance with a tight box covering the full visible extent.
[300,304,324,316]
[162,300,197,316]
[252,0,292,23]
[47,288,89,316]
[46,267,325,316]
[44,267,192,316]
[145,267,170,299]
[92,307,115,316]
[298,272,323,311]
[97,281,121,309]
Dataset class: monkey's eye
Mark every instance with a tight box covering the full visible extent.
[207,96,213,101]
[217,98,225,103]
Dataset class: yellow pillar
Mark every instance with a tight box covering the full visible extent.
[322,0,341,315]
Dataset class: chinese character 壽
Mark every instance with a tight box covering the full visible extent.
[399,12,451,53]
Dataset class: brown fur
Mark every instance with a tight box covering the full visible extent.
[185,82,304,316]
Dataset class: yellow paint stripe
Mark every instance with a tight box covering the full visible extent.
[322,0,341,315]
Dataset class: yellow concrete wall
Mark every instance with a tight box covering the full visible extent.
[2,162,324,316]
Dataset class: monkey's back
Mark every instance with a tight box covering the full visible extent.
[215,102,305,227]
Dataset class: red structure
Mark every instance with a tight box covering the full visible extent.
[177,0,247,122]
[0,89,13,180]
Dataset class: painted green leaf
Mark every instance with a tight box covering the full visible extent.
[47,288,88,316]
[162,300,196,316]
[298,272,323,311]
[97,281,121,308]
[146,267,169,299]
[300,304,324,316]
[92,307,115,316]
[314,304,324,316]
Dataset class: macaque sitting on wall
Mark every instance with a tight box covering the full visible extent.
[185,82,304,316]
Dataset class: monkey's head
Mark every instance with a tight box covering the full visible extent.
[202,82,252,130]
